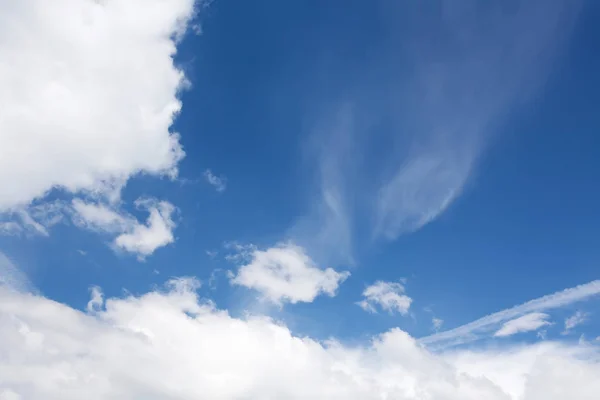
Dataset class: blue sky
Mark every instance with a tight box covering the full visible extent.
[1,0,600,398]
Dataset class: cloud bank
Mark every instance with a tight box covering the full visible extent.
[0,281,599,399]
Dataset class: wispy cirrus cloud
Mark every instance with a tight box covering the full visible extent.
[371,0,582,240]
[0,252,35,293]
[421,280,600,348]
[298,0,583,261]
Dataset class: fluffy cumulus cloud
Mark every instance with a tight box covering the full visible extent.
[1,282,600,399]
[494,313,551,338]
[358,280,412,315]
[72,199,176,258]
[230,243,350,304]
[0,0,197,252]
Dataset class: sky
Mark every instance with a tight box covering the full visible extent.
[1,0,600,398]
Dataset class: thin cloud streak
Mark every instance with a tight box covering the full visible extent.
[421,280,600,348]
[300,0,583,254]
[373,0,582,239]
[0,252,35,293]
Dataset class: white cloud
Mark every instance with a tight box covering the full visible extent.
[0,0,196,223]
[564,311,589,333]
[422,280,600,348]
[72,200,131,233]
[114,202,176,258]
[358,280,412,315]
[203,169,227,192]
[72,199,176,258]
[494,312,551,338]
[230,243,349,304]
[432,317,444,331]
[1,282,600,399]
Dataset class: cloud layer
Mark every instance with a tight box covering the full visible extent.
[1,281,599,399]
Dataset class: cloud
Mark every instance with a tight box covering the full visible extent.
[422,280,600,348]
[203,169,227,192]
[0,0,197,226]
[86,286,104,313]
[0,209,50,237]
[357,280,412,315]
[289,107,356,267]
[374,150,471,238]
[564,311,589,334]
[72,199,176,258]
[0,252,35,293]
[298,1,582,250]
[494,313,551,338]
[371,0,582,240]
[1,282,600,399]
[432,317,444,331]
[0,222,24,236]
[229,243,350,304]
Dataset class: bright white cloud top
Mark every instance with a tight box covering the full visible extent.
[0,281,599,399]
[358,280,412,315]
[0,0,195,255]
[230,243,350,304]
[72,199,177,258]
